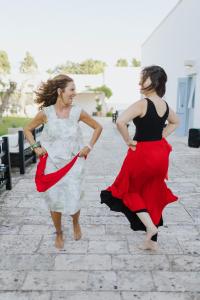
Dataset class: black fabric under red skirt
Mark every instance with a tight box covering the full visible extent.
[100,138,178,232]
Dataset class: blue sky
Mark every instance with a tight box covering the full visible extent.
[0,0,179,72]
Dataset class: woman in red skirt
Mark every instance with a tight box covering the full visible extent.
[100,65,179,250]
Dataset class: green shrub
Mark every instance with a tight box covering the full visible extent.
[0,117,31,136]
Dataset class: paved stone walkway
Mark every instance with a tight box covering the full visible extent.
[0,118,200,300]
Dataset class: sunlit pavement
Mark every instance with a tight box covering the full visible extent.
[0,117,199,300]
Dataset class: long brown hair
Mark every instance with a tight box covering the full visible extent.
[35,74,73,108]
[141,65,167,97]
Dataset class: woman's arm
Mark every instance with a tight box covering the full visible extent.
[78,110,103,157]
[162,107,179,138]
[24,111,47,156]
[116,100,144,150]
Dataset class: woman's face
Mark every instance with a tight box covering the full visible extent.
[60,81,76,105]
[139,74,152,95]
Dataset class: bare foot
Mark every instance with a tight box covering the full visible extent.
[73,222,82,240]
[146,225,158,241]
[55,231,64,249]
[138,240,158,251]
[149,240,158,251]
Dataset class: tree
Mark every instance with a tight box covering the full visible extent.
[0,50,11,74]
[0,80,17,122]
[79,59,106,74]
[91,85,112,99]
[132,58,141,67]
[116,58,128,67]
[20,52,38,73]
[48,59,106,75]
[53,61,81,74]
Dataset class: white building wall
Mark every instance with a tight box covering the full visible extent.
[74,92,105,115]
[72,69,141,112]
[142,0,200,127]
[104,67,141,110]
[68,74,104,93]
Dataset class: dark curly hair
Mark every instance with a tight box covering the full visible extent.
[35,74,73,108]
[141,65,167,97]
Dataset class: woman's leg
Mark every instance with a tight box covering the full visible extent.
[139,233,159,251]
[50,211,64,249]
[136,212,158,240]
[136,212,158,250]
[71,209,82,240]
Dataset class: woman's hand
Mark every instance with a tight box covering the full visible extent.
[127,140,137,151]
[79,146,91,158]
[34,146,47,157]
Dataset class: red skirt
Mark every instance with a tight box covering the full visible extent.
[35,153,87,192]
[100,138,178,231]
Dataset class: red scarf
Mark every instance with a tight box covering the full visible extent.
[35,153,85,192]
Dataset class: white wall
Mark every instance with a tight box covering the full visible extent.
[74,92,105,115]
[72,68,141,111]
[104,67,141,110]
[68,74,104,93]
[142,0,200,127]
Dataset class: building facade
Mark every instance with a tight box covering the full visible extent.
[142,0,200,136]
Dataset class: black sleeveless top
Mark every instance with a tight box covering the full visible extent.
[133,98,169,141]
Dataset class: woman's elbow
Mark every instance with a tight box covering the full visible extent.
[99,125,103,133]
[116,119,125,128]
[96,124,103,133]
[174,116,180,128]
[23,126,28,134]
[169,119,179,129]
[176,122,180,129]
[24,125,31,138]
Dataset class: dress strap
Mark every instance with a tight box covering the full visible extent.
[70,105,82,122]
[164,101,169,118]
[144,98,154,115]
[145,98,169,119]
[41,106,51,118]
[40,106,51,123]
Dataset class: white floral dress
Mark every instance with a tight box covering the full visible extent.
[40,104,85,214]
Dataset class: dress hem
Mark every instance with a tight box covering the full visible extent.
[100,190,164,232]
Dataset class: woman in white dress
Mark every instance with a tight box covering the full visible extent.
[24,74,103,249]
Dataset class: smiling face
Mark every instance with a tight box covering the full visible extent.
[59,81,76,106]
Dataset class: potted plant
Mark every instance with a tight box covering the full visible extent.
[95,98,102,116]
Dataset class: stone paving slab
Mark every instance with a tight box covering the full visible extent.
[0,292,51,300]
[0,118,200,299]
